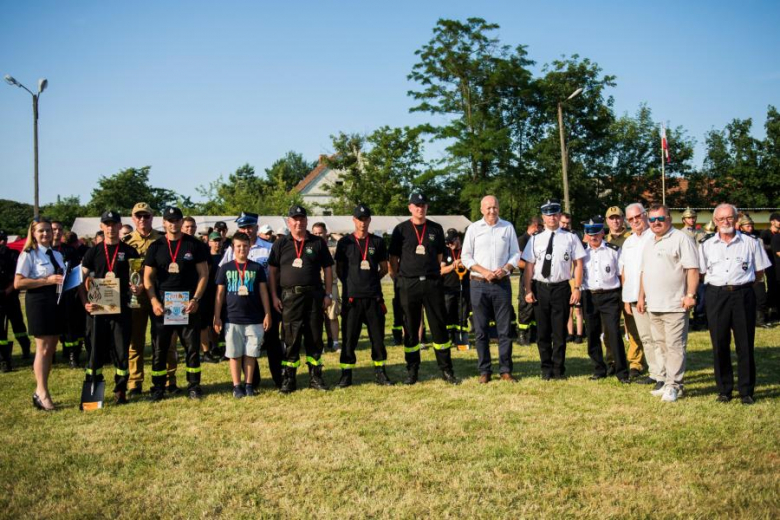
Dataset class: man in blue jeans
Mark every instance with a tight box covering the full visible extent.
[461,195,521,383]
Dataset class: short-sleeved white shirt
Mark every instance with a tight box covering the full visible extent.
[640,228,700,312]
[522,228,586,283]
[15,246,64,280]
[698,231,771,286]
[582,241,621,291]
[619,229,654,303]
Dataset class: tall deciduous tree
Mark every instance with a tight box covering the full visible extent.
[265,151,316,191]
[87,166,177,216]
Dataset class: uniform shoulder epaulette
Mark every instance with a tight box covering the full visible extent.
[605,241,620,251]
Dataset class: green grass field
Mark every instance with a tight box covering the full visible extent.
[1,280,778,519]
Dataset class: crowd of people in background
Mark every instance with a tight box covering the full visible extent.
[1,196,778,411]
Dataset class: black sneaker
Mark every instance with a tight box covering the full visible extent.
[166,384,182,395]
[233,385,246,399]
[188,387,204,400]
[573,335,583,344]
[244,384,255,397]
[716,394,732,403]
[566,334,575,342]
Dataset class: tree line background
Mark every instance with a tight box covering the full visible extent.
[1,18,778,236]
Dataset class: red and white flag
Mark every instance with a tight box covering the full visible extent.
[660,124,671,164]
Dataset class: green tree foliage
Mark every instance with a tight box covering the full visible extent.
[87,166,177,216]
[265,151,316,191]
[324,127,453,215]
[0,199,34,236]
[197,162,302,216]
[41,196,86,229]
[608,104,696,208]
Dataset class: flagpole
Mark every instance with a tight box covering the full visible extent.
[661,139,666,206]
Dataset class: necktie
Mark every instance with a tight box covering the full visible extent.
[541,232,554,279]
[45,248,63,275]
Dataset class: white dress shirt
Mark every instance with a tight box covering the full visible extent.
[619,229,654,303]
[15,245,65,280]
[522,228,586,283]
[582,241,621,291]
[698,231,771,286]
[461,218,521,278]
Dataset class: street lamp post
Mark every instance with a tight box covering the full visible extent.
[4,74,48,219]
[557,87,582,214]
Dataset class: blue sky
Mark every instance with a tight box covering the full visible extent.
[1,0,778,206]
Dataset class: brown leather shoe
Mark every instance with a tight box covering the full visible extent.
[500,373,518,383]
[478,373,491,384]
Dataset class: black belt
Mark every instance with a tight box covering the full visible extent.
[283,285,319,294]
[471,276,508,284]
[402,275,439,281]
[709,283,752,292]
[534,280,569,287]
[587,288,621,294]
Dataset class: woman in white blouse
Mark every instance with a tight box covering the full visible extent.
[14,218,66,411]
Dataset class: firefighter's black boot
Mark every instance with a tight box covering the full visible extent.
[338,369,352,388]
[18,335,31,360]
[1,342,13,372]
[404,363,419,385]
[435,348,460,385]
[69,342,82,369]
[375,366,392,386]
[392,328,403,346]
[280,367,297,394]
[309,365,328,391]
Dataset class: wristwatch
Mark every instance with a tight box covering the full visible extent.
[192,296,201,302]
[326,293,333,299]
[573,286,582,291]
[685,293,696,299]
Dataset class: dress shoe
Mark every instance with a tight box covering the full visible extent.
[478,373,491,384]
[741,396,755,405]
[589,374,606,381]
[500,373,518,383]
[188,387,204,400]
[716,394,732,403]
[32,393,54,411]
[441,370,460,385]
[114,391,128,405]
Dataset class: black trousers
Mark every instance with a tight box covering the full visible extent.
[340,297,387,368]
[85,312,131,393]
[443,287,470,335]
[582,289,628,379]
[0,291,30,353]
[259,307,283,387]
[280,287,324,368]
[754,279,768,325]
[398,277,453,371]
[706,284,757,397]
[60,290,86,349]
[533,281,571,377]
[470,279,513,375]
[391,279,404,338]
[151,314,201,391]
[516,276,535,335]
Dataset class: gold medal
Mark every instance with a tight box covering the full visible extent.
[104,271,116,279]
[415,245,426,255]
[292,258,303,268]
[360,260,370,270]
[168,262,180,274]
[238,285,249,296]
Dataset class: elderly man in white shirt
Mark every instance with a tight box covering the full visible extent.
[462,196,521,383]
[619,203,658,387]
[699,203,771,405]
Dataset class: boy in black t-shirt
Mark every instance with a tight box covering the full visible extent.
[440,229,470,349]
[214,233,272,398]
[78,211,142,405]
[143,207,209,401]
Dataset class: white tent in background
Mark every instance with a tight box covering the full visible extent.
[71,215,473,238]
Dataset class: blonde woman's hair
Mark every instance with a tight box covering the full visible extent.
[23,219,52,252]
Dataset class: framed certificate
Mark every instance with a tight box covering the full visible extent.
[87,277,121,315]
[164,291,190,325]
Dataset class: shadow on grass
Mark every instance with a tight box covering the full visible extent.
[679,345,780,397]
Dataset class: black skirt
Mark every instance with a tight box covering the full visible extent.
[25,287,66,337]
